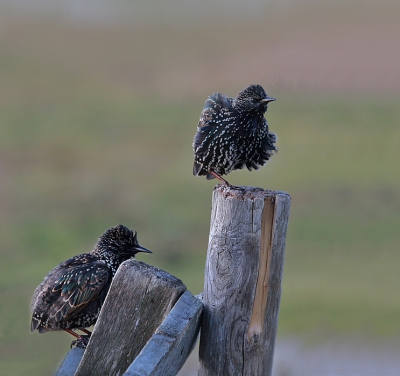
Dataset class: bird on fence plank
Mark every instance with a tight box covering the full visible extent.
[193,84,277,188]
[31,224,152,347]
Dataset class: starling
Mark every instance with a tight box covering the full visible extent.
[193,84,277,187]
[31,224,151,345]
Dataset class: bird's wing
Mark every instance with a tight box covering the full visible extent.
[193,93,235,176]
[47,257,111,323]
[196,92,233,127]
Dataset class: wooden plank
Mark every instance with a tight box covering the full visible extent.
[55,292,201,376]
[198,186,291,376]
[54,347,84,376]
[124,290,203,376]
[75,259,186,376]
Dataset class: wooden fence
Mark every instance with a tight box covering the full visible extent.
[55,185,290,376]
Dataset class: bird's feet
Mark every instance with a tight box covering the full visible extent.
[209,171,247,193]
[228,185,247,193]
[71,334,91,349]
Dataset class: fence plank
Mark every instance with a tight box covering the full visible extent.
[124,290,203,376]
[75,260,186,376]
[54,291,202,376]
[54,347,84,376]
[198,186,291,376]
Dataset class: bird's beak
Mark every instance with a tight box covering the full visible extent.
[131,230,152,254]
[260,96,276,103]
[133,244,152,254]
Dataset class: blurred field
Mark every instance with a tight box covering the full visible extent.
[1,1,400,375]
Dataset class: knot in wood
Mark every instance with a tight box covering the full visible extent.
[216,247,231,275]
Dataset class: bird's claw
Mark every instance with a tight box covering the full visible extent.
[220,182,247,194]
[229,185,247,194]
[70,334,91,349]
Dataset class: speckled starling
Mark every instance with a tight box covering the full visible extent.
[193,84,277,187]
[30,224,151,344]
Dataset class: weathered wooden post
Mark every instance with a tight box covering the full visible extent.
[199,185,290,376]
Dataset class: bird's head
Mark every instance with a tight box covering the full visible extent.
[235,84,276,113]
[94,224,152,258]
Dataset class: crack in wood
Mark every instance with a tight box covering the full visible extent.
[246,197,275,342]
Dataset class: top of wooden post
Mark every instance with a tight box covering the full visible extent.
[212,184,291,201]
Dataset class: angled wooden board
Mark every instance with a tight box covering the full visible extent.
[124,290,203,376]
[74,260,186,376]
[54,347,84,376]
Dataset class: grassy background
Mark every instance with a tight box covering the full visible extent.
[1,1,400,374]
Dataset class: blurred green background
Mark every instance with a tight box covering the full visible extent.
[1,1,399,375]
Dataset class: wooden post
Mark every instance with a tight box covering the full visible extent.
[75,260,186,376]
[198,186,291,376]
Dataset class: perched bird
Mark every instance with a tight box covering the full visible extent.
[193,84,277,187]
[31,224,151,345]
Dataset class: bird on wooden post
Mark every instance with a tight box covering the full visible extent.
[193,84,277,188]
[30,224,152,347]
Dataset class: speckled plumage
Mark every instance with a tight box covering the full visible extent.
[31,225,151,341]
[193,84,277,186]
